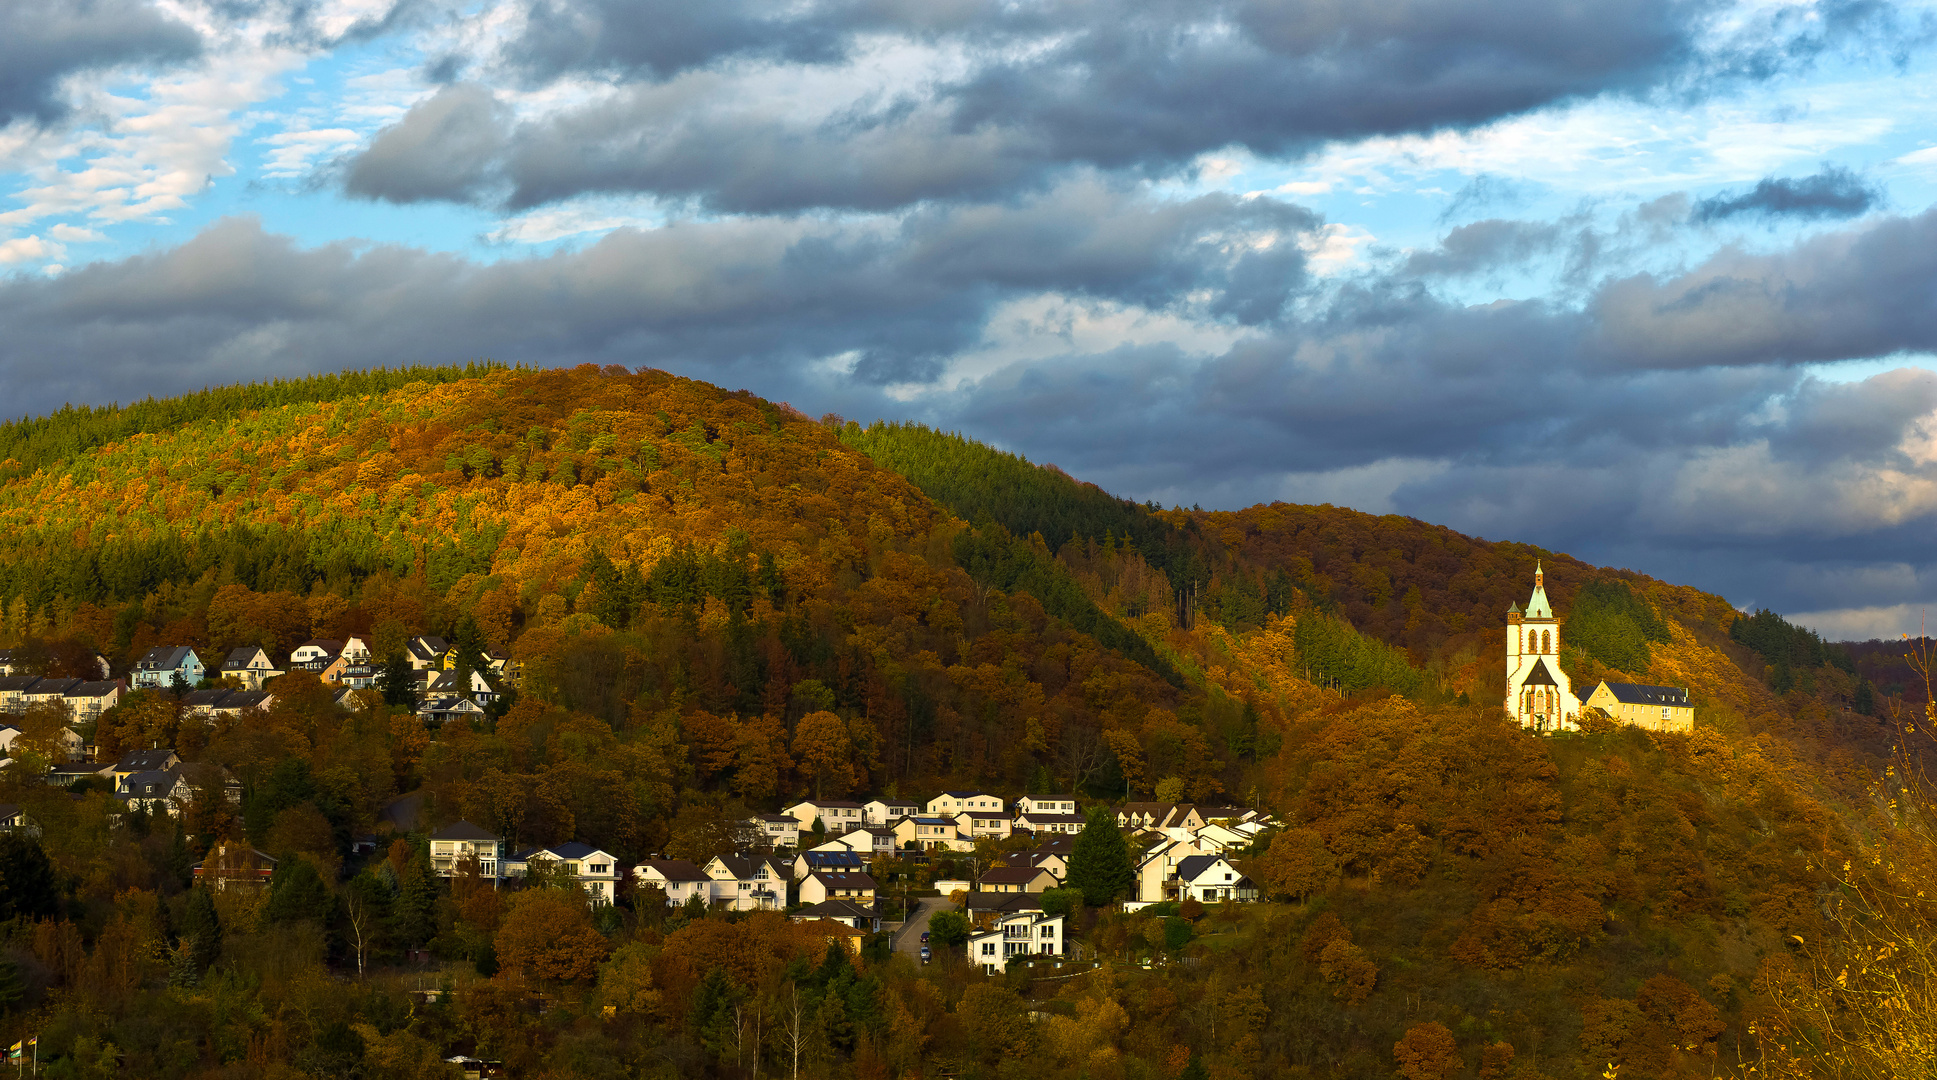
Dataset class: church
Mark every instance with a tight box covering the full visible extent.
[1505,562,1579,731]
[1504,563,1696,734]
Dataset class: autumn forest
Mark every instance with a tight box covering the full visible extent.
[0,363,1926,1080]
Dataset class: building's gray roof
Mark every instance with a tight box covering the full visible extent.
[1522,658,1559,687]
[1600,682,1690,706]
[64,680,119,699]
[637,858,709,883]
[1176,854,1227,881]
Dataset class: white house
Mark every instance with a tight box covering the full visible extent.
[955,810,1011,842]
[863,797,921,825]
[506,842,620,905]
[749,813,801,848]
[969,911,1066,975]
[429,821,505,883]
[1016,812,1086,836]
[811,827,896,857]
[289,640,343,670]
[1174,855,1257,903]
[1017,795,1079,816]
[220,647,283,690]
[798,871,877,908]
[1134,839,1216,903]
[1191,822,1251,853]
[892,815,970,852]
[703,853,790,911]
[633,858,713,906]
[784,799,866,834]
[926,790,1004,816]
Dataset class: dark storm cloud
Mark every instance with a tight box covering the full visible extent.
[1402,220,1565,277]
[1588,205,1937,368]
[344,0,1837,213]
[1692,165,1882,222]
[0,184,1318,417]
[0,0,202,126]
[344,84,512,203]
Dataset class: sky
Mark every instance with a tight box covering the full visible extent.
[4,0,1937,640]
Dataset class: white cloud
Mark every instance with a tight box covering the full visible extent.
[0,236,63,263]
[48,224,105,242]
[258,127,360,178]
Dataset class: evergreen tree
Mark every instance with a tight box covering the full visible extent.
[378,654,420,711]
[0,834,61,922]
[1067,806,1133,907]
[264,859,336,924]
[178,886,222,971]
[392,841,439,949]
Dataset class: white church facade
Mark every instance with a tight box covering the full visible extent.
[1506,562,1580,732]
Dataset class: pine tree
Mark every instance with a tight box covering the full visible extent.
[1067,806,1133,907]
[378,654,420,711]
[178,886,222,971]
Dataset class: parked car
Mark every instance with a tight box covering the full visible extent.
[919,946,931,963]
[920,932,929,943]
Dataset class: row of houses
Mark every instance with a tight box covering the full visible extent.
[749,791,1271,855]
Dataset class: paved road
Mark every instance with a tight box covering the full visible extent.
[894,897,951,962]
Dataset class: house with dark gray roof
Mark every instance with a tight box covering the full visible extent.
[132,647,203,690]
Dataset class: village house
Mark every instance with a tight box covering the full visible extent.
[219,647,284,690]
[424,668,498,704]
[1117,802,1205,834]
[62,680,121,724]
[783,798,866,834]
[0,804,40,837]
[798,870,877,908]
[181,689,273,722]
[289,640,342,670]
[1015,811,1087,836]
[863,797,921,825]
[193,844,278,891]
[429,821,505,883]
[419,697,488,725]
[0,722,87,763]
[113,749,180,787]
[977,866,1058,894]
[1133,838,1217,903]
[892,815,970,852]
[0,677,37,713]
[1584,681,1695,733]
[1173,855,1257,903]
[1010,843,1071,880]
[132,647,204,690]
[22,677,83,712]
[1016,795,1079,816]
[792,849,868,881]
[507,842,620,905]
[789,898,878,932]
[633,858,712,906]
[969,911,1066,975]
[926,790,1004,815]
[119,762,241,818]
[702,853,790,911]
[405,637,450,671]
[810,826,897,857]
[956,810,1012,842]
[749,813,801,848]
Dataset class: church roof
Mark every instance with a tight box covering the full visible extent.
[1524,561,1554,620]
[1522,658,1559,686]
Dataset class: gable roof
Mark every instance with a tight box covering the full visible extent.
[1522,657,1559,687]
[1176,854,1229,881]
[979,866,1051,884]
[223,647,269,666]
[135,646,195,669]
[810,871,877,889]
[798,850,866,869]
[792,897,876,921]
[1599,682,1690,706]
[938,789,991,798]
[116,749,177,772]
[637,858,709,883]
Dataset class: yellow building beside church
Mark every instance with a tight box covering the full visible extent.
[1504,563,1694,735]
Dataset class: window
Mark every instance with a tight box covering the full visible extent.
[1662,706,1671,720]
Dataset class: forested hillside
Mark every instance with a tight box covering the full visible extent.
[0,367,1918,1080]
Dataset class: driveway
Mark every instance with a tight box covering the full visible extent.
[894,896,952,961]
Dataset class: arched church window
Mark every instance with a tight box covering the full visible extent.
[1541,631,1551,654]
